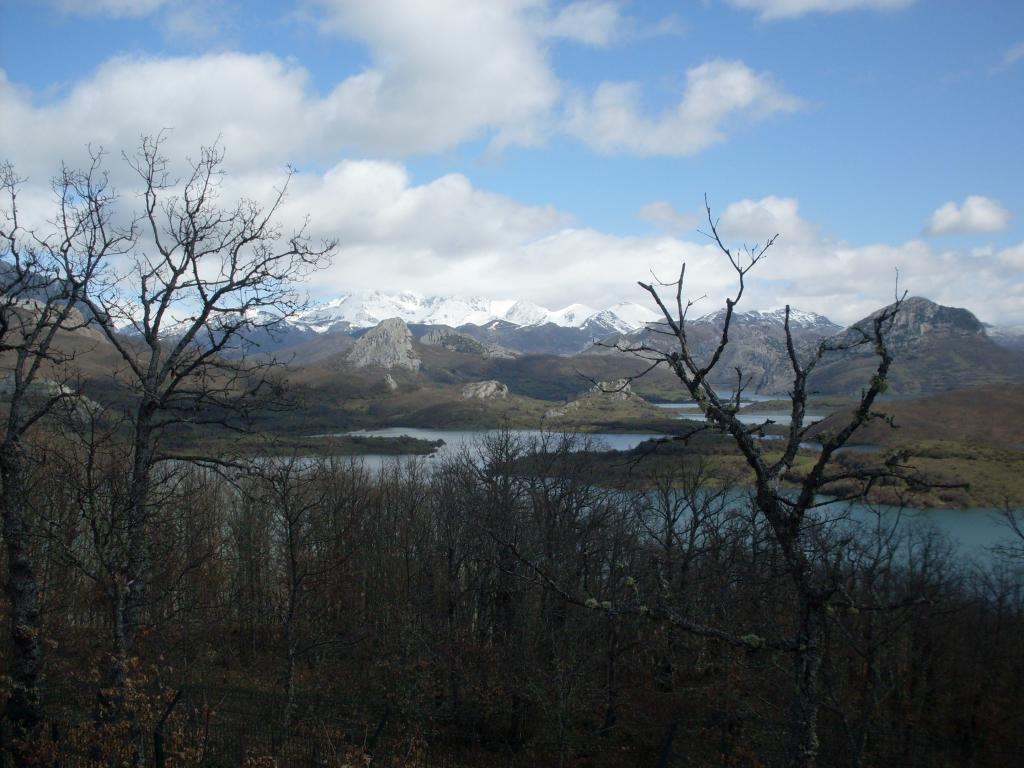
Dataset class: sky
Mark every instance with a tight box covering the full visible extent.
[1,0,1022,325]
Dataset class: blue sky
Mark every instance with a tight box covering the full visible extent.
[1,0,1022,324]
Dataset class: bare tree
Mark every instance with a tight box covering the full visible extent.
[0,153,130,759]
[79,133,336,710]
[611,198,918,767]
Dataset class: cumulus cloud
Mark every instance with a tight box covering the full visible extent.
[0,54,314,180]
[718,196,819,245]
[925,196,1011,235]
[717,232,1024,326]
[723,0,914,21]
[239,172,1024,325]
[565,59,803,156]
[231,159,714,307]
[3,3,801,161]
[311,0,559,153]
[638,201,700,232]
[995,242,1024,269]
[4,136,1023,324]
[539,1,624,46]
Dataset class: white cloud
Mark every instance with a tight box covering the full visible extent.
[1001,41,1024,69]
[925,196,1011,235]
[41,0,233,44]
[565,59,803,156]
[4,132,1023,324]
[638,201,699,232]
[716,234,1024,326]
[311,0,560,153]
[3,4,800,161]
[996,242,1024,269]
[0,54,313,180]
[723,0,914,21]
[719,196,818,244]
[267,161,719,307]
[245,170,1024,325]
[539,1,624,46]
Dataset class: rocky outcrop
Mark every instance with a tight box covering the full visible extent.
[590,378,638,401]
[545,379,640,418]
[347,318,421,371]
[806,298,1024,396]
[419,327,517,358]
[461,380,509,400]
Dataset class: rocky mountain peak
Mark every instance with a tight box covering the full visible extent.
[855,297,986,345]
[346,317,421,371]
[697,307,840,332]
[418,327,517,358]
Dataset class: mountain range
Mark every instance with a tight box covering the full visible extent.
[9,285,1024,435]
[138,290,1024,400]
[287,291,848,336]
[287,291,662,336]
[232,291,844,358]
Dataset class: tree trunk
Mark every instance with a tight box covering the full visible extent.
[789,599,825,768]
[123,421,154,652]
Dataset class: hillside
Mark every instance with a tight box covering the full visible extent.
[809,383,1024,449]
[589,297,1024,397]
[587,307,843,394]
[808,298,1024,395]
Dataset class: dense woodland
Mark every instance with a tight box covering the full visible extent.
[2,142,1023,767]
[1,432,1023,767]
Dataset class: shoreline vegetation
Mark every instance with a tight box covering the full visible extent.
[173,427,1022,510]
[156,386,1024,509]
[536,437,1024,510]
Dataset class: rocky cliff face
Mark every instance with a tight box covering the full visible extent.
[809,297,1024,395]
[346,318,421,371]
[544,379,642,418]
[843,296,985,349]
[419,327,517,359]
[590,310,840,393]
[583,297,1023,396]
[461,380,509,400]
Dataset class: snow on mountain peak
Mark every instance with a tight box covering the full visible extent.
[502,300,550,327]
[696,307,837,330]
[548,303,598,328]
[604,302,661,329]
[290,292,819,334]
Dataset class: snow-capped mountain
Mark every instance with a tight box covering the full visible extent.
[502,300,550,327]
[585,302,662,334]
[291,292,654,334]
[547,303,598,328]
[295,291,515,333]
[696,307,840,332]
[986,323,1024,352]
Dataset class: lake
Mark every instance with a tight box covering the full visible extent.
[334,427,1018,562]
[343,426,665,463]
[655,401,826,426]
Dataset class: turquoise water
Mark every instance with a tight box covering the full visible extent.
[342,427,664,459]
[329,428,1018,562]
[654,402,826,426]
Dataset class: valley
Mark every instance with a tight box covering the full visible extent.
[38,291,1021,510]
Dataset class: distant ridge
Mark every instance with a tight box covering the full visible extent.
[807,296,1024,395]
[289,291,662,333]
